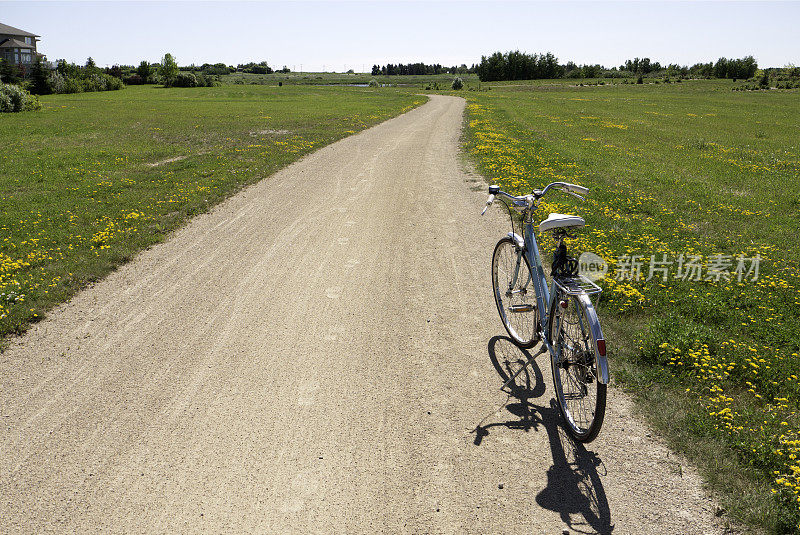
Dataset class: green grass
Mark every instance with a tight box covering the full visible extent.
[0,84,425,338]
[462,79,800,533]
[220,70,480,88]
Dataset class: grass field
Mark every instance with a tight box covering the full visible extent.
[220,71,480,88]
[0,84,424,339]
[463,79,800,532]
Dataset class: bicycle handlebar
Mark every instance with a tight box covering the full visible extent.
[481,181,587,215]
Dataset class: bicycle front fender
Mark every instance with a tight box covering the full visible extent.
[506,232,525,250]
[578,293,609,385]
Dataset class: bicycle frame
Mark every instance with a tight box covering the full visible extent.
[507,210,609,385]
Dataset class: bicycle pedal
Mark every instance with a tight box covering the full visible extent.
[509,304,535,313]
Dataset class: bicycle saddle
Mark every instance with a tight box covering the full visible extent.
[539,213,585,233]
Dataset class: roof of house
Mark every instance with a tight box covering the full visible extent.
[0,22,39,38]
[0,37,32,49]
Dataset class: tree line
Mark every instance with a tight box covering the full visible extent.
[476,50,761,81]
[371,63,476,76]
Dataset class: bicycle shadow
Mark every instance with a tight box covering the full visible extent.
[474,336,614,534]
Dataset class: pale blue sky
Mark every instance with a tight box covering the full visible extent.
[2,1,798,71]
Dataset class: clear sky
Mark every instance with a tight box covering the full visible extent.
[2,1,798,71]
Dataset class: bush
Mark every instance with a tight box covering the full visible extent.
[124,73,144,85]
[82,74,105,92]
[167,72,198,87]
[64,76,82,94]
[451,76,463,90]
[0,83,41,112]
[47,71,67,94]
[194,73,219,87]
[105,74,123,90]
[80,73,123,92]
[636,75,644,84]
[368,79,379,87]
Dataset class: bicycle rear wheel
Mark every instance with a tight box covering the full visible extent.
[491,237,539,348]
[549,291,606,442]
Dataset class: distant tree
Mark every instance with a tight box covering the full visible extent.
[371,64,380,76]
[476,50,563,82]
[107,64,123,79]
[56,59,79,79]
[137,60,152,79]
[476,52,505,81]
[0,58,21,84]
[759,70,770,88]
[581,64,601,78]
[711,56,757,79]
[690,62,714,78]
[199,63,233,75]
[238,61,272,74]
[713,57,729,78]
[158,53,179,81]
[84,57,100,75]
[30,55,50,94]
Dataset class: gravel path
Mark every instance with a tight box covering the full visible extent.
[1,95,731,533]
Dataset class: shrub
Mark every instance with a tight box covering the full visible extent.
[368,79,379,87]
[451,76,463,90]
[124,73,144,85]
[81,73,123,92]
[63,76,82,94]
[193,72,218,87]
[105,74,123,90]
[0,83,41,112]
[47,71,67,94]
[167,72,198,87]
[82,74,106,92]
[636,75,644,84]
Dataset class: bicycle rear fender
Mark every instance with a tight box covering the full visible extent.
[578,293,609,384]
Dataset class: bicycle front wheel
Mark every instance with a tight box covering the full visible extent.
[549,292,606,442]
[491,237,539,348]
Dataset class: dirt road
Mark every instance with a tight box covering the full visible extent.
[1,96,729,533]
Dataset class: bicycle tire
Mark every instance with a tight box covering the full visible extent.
[491,237,540,348]
[549,291,606,442]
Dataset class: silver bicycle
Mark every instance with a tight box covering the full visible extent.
[482,182,608,442]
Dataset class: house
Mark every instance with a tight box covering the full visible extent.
[0,22,40,66]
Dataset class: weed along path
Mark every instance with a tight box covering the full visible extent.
[1,95,730,533]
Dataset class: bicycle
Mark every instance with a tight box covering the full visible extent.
[482,182,608,442]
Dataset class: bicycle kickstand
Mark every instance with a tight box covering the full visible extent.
[499,344,548,393]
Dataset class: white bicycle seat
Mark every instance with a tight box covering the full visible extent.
[539,213,585,233]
